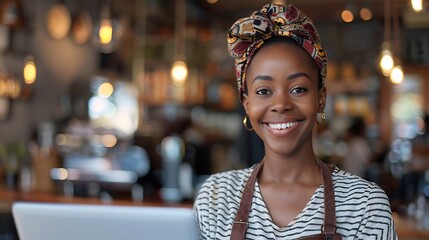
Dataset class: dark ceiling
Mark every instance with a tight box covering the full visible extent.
[202,0,410,23]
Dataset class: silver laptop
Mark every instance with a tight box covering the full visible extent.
[12,202,200,240]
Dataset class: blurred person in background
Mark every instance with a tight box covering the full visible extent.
[342,116,373,178]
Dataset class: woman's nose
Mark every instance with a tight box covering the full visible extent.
[270,92,293,113]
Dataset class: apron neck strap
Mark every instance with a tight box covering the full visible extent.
[230,160,264,240]
[320,162,337,236]
[230,160,337,239]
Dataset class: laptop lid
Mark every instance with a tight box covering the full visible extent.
[12,202,199,240]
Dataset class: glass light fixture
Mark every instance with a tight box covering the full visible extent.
[97,82,114,98]
[341,1,357,23]
[93,2,123,53]
[341,9,354,23]
[390,65,404,84]
[379,42,395,76]
[99,19,113,45]
[411,0,424,12]
[171,0,188,87]
[359,8,373,21]
[23,55,36,84]
[380,50,394,76]
[171,60,188,86]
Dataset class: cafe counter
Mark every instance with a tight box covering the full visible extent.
[0,188,428,239]
[0,188,192,211]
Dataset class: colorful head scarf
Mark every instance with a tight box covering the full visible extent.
[227,4,327,102]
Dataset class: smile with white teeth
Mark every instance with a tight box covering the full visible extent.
[268,121,300,130]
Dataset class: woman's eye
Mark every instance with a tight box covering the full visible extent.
[256,89,272,95]
[290,87,307,94]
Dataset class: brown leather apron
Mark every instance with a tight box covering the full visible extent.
[230,160,342,240]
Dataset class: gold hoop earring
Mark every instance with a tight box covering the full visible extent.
[243,115,253,131]
[317,111,326,124]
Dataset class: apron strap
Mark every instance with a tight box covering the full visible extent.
[320,162,337,237]
[230,160,337,240]
[230,161,264,240]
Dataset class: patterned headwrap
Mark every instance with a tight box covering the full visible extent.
[227,4,327,102]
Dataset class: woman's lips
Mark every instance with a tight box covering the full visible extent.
[265,120,303,135]
[267,121,301,130]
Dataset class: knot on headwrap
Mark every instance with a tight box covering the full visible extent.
[226,4,327,102]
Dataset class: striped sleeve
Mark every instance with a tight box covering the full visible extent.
[193,169,249,239]
[333,169,398,239]
[355,184,397,239]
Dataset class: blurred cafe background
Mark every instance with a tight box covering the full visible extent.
[0,0,429,239]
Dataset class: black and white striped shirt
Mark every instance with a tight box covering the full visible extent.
[194,164,397,239]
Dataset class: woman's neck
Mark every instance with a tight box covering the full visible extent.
[259,151,322,186]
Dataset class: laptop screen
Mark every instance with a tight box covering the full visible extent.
[12,202,199,240]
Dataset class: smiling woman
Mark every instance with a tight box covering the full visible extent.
[243,39,323,160]
[193,3,397,239]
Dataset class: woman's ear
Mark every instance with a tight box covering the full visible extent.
[242,95,249,114]
[318,87,327,112]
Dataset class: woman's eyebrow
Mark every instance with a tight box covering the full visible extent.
[287,72,311,80]
[251,73,311,85]
[251,75,273,84]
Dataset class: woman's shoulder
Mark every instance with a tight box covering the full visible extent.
[332,166,391,208]
[199,165,255,190]
[194,165,257,205]
[193,165,256,216]
[333,167,386,191]
[331,167,396,238]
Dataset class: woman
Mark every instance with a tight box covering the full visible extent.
[194,4,397,239]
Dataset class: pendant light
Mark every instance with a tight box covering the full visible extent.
[341,0,358,23]
[23,55,36,85]
[390,10,404,84]
[379,42,394,76]
[390,65,404,84]
[359,8,373,21]
[411,0,424,12]
[71,3,93,45]
[45,2,71,40]
[171,60,188,86]
[379,0,395,76]
[93,0,123,53]
[170,0,188,86]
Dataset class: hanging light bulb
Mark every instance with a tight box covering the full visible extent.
[23,55,36,84]
[411,0,424,12]
[341,9,354,22]
[387,5,403,84]
[380,50,394,76]
[359,8,373,21]
[99,19,113,45]
[93,2,123,53]
[379,42,395,76]
[97,82,114,98]
[171,0,188,87]
[341,2,356,23]
[171,60,188,86]
[390,65,404,84]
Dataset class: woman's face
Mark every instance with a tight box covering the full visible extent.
[243,41,326,157]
